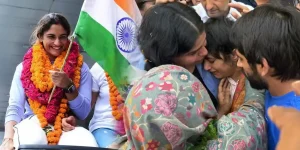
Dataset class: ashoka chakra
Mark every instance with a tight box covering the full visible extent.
[116,17,137,53]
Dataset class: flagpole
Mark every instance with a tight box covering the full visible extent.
[48,34,76,104]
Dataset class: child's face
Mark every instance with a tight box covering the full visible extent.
[204,54,237,79]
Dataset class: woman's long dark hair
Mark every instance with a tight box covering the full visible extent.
[138,2,205,71]
[30,13,71,45]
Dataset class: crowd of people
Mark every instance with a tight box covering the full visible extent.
[1,0,300,150]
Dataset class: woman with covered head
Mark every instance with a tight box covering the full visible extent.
[139,2,219,108]
[116,2,266,149]
[119,64,266,149]
[0,13,97,150]
[119,65,218,149]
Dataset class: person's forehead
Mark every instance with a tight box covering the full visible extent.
[236,50,249,61]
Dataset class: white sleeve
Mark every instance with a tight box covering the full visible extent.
[90,63,106,92]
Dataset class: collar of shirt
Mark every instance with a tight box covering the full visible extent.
[227,77,239,100]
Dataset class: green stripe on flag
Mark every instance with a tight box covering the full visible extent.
[75,11,131,87]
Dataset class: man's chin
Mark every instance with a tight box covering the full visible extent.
[250,85,266,90]
[207,13,222,18]
[249,81,268,90]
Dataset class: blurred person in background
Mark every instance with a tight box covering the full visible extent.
[136,0,155,15]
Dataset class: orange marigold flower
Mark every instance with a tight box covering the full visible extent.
[112,111,118,116]
[112,106,118,110]
[110,101,118,106]
[117,95,123,103]
[115,114,123,120]
[106,73,125,121]
[59,109,67,114]
[110,97,117,102]
[113,91,119,96]
[60,104,67,108]
[27,42,82,145]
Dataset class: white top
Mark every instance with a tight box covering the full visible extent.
[89,63,116,132]
[192,0,254,23]
[227,78,238,101]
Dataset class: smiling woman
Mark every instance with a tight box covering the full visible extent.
[1,13,97,150]
[30,14,70,61]
[37,24,69,60]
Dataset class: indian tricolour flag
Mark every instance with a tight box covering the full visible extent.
[75,0,145,89]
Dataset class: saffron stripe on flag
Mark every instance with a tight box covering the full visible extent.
[114,0,135,18]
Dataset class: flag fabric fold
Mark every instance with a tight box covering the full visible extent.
[75,0,145,90]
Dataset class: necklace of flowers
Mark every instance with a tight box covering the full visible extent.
[105,73,124,121]
[21,41,83,145]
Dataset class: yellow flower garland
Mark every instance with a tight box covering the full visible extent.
[29,42,83,144]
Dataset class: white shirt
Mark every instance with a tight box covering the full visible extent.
[89,63,116,132]
[227,78,239,101]
[192,0,254,23]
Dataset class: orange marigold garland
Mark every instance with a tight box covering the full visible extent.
[105,73,124,121]
[21,41,83,145]
[47,98,68,145]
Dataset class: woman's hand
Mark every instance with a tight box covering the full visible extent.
[62,116,76,132]
[0,138,14,150]
[49,69,72,89]
[217,78,232,119]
